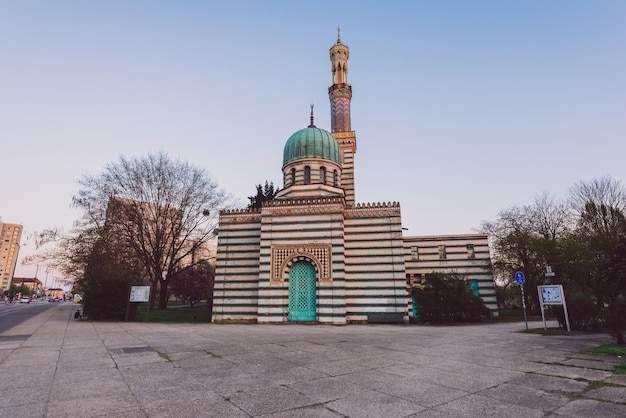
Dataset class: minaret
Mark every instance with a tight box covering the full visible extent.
[329,28,357,206]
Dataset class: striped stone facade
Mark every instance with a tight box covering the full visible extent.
[404,234,498,316]
[212,200,407,324]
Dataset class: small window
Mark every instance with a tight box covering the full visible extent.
[304,166,311,184]
[410,246,419,260]
[320,167,326,184]
[438,245,446,259]
[290,168,296,186]
[466,244,475,258]
[333,170,338,187]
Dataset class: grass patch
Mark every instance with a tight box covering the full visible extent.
[584,344,626,375]
[133,303,212,323]
[585,344,626,357]
[157,351,172,362]
[521,328,575,336]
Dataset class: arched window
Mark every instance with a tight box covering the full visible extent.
[304,166,311,184]
[290,168,296,186]
[320,167,327,184]
[333,170,338,187]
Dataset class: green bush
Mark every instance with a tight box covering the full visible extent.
[556,291,599,331]
[410,273,490,324]
[78,242,141,320]
[603,296,626,345]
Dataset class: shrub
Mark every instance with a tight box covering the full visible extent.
[410,273,490,324]
[556,291,599,331]
[603,296,626,345]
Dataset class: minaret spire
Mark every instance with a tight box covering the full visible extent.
[328,31,357,206]
[308,104,315,128]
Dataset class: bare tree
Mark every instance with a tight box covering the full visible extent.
[70,151,231,309]
[481,193,572,312]
[569,176,626,216]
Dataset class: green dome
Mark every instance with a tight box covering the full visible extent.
[283,127,341,165]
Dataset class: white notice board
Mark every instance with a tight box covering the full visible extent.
[130,286,151,302]
[539,285,563,305]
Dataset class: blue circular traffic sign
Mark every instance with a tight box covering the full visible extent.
[515,271,525,285]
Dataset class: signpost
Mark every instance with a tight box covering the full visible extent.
[538,284,570,331]
[515,271,528,330]
[125,285,151,321]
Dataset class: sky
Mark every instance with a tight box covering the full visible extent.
[1,1,625,282]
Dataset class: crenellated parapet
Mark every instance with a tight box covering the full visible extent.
[345,201,402,218]
[355,201,400,208]
[264,196,346,207]
[219,208,261,224]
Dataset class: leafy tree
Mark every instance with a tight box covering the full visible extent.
[410,272,489,324]
[77,239,141,320]
[169,264,214,308]
[247,181,277,209]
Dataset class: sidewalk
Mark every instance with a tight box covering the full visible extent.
[1,303,625,417]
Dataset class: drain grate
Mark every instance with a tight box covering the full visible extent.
[0,335,30,342]
[109,346,155,355]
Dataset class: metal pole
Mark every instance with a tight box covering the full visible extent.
[520,284,529,330]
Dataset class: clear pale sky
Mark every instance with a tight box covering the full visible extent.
[1,1,625,281]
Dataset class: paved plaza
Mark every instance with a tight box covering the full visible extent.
[1,303,625,417]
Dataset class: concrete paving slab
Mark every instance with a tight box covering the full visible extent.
[260,404,344,418]
[479,382,571,411]
[0,385,50,407]
[228,385,318,416]
[562,357,616,370]
[46,393,142,418]
[433,393,545,417]
[606,373,626,385]
[0,401,47,418]
[585,385,626,403]
[510,372,588,394]
[553,398,626,417]
[324,390,426,417]
[534,363,613,380]
[1,303,624,417]
[288,376,370,403]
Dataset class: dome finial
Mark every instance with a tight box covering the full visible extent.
[337,25,341,44]
[308,104,316,128]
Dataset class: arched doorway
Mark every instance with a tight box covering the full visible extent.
[288,261,317,321]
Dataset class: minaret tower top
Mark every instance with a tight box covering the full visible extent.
[328,28,357,205]
[329,27,352,132]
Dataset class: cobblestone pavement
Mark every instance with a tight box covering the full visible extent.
[1,303,625,417]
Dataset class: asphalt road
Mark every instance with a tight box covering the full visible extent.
[0,299,58,333]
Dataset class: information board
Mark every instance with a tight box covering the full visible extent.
[539,285,563,304]
[130,286,151,302]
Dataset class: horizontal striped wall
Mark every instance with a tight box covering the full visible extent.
[403,234,498,314]
[212,211,261,323]
[344,204,407,321]
[258,203,347,324]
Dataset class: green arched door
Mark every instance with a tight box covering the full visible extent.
[288,261,317,321]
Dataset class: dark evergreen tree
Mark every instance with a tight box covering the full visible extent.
[247,181,277,210]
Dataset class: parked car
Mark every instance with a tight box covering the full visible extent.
[20,296,30,303]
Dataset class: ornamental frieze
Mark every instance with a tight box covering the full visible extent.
[271,244,332,284]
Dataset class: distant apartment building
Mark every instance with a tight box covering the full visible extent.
[0,221,23,293]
